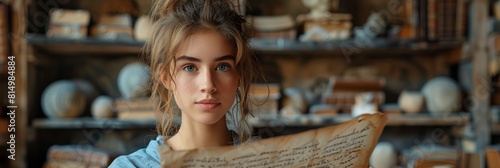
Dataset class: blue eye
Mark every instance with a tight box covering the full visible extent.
[216,64,231,71]
[183,65,197,72]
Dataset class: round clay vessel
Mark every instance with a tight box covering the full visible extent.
[91,95,114,119]
[421,77,461,116]
[117,62,150,99]
[398,90,424,114]
[41,80,86,119]
[370,142,397,168]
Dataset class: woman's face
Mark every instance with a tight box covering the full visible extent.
[169,30,238,125]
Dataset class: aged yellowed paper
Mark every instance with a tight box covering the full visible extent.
[161,113,388,168]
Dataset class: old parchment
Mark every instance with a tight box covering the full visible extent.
[161,113,388,168]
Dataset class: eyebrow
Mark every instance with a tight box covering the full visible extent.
[176,55,235,62]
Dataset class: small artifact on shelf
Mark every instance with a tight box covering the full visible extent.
[421,77,462,117]
[353,12,388,45]
[46,9,90,39]
[41,80,87,119]
[351,92,378,117]
[117,62,150,99]
[398,90,425,114]
[91,13,134,41]
[297,0,351,41]
[249,15,296,40]
[91,95,114,119]
[134,15,153,41]
[370,142,397,168]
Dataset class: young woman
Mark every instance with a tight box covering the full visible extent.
[109,0,262,167]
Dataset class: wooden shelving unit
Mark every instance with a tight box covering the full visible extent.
[251,38,464,56]
[31,113,470,130]
[27,34,144,56]
[13,0,493,167]
[27,34,464,57]
[32,118,156,129]
[249,113,470,128]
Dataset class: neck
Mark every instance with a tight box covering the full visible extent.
[168,115,232,150]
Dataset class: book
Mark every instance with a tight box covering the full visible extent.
[113,97,154,111]
[117,109,156,120]
[160,113,388,167]
[486,147,500,168]
[248,83,281,119]
[321,77,385,113]
[45,145,117,168]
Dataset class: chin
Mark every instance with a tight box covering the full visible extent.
[195,114,226,125]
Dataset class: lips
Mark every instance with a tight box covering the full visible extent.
[195,99,221,111]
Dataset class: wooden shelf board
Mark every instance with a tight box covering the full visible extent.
[252,38,464,56]
[26,34,144,56]
[32,117,155,129]
[249,113,470,128]
[26,34,463,57]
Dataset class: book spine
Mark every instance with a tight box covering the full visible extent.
[427,0,437,41]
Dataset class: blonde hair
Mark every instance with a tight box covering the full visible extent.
[142,0,261,143]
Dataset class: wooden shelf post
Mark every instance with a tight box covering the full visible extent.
[11,0,28,167]
[470,0,490,167]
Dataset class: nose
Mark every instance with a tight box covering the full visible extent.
[200,69,217,93]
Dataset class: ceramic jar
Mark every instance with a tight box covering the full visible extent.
[398,90,424,114]
[41,80,86,119]
[91,95,114,119]
[421,77,461,116]
[117,62,150,99]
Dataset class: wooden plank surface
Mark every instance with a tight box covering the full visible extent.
[470,0,490,167]
[249,113,470,128]
[11,0,27,167]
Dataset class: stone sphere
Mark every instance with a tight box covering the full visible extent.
[370,142,397,168]
[117,62,150,99]
[91,95,114,119]
[41,80,86,119]
[421,77,461,116]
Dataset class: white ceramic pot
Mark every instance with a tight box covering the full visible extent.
[370,142,397,168]
[398,90,424,114]
[421,77,461,116]
[117,62,150,99]
[134,15,152,41]
[91,95,114,119]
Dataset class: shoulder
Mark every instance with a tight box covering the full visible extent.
[108,136,165,168]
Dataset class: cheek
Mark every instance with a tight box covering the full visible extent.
[222,73,239,89]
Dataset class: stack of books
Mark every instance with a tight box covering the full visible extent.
[321,77,385,114]
[44,145,117,168]
[248,83,281,121]
[397,0,467,41]
[114,98,156,120]
[400,145,460,168]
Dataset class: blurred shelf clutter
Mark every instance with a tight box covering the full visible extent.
[3,0,499,167]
